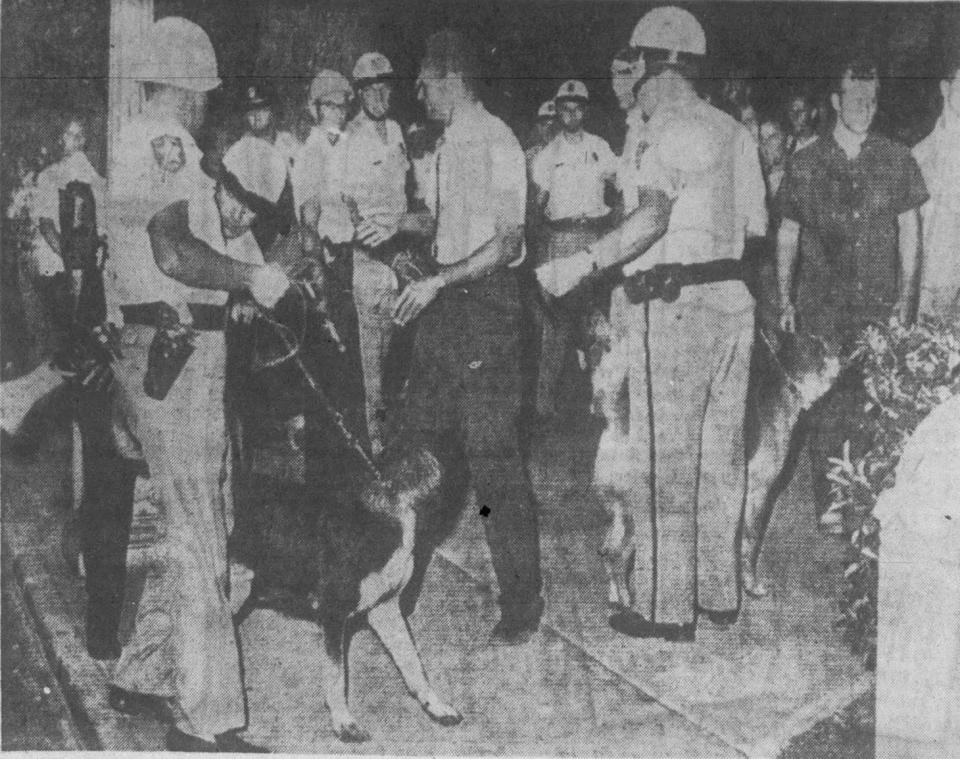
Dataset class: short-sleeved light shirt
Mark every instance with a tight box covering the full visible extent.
[620,94,767,312]
[342,112,408,220]
[291,126,353,243]
[531,131,616,221]
[105,104,227,320]
[223,132,291,205]
[425,101,526,266]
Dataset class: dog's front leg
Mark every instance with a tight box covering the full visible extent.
[742,443,782,598]
[366,596,463,727]
[319,616,370,743]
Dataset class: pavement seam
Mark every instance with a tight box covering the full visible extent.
[4,542,150,751]
[435,551,749,758]
[4,544,97,750]
[2,547,86,751]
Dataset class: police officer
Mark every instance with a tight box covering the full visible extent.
[343,52,409,456]
[104,17,288,751]
[539,6,767,640]
[291,69,353,244]
[223,82,298,251]
[530,80,616,422]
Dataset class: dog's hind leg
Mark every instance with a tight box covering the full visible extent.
[366,596,463,727]
[319,615,370,743]
[742,447,781,598]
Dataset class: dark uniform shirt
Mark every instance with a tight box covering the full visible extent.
[777,132,928,335]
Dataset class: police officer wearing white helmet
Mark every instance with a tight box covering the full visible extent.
[537,6,767,641]
[104,17,286,751]
[530,80,616,422]
[342,51,410,455]
[292,68,354,242]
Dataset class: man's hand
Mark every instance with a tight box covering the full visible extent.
[231,300,258,324]
[393,275,443,326]
[535,250,593,298]
[894,298,911,326]
[778,300,797,333]
[356,212,400,248]
[249,265,290,309]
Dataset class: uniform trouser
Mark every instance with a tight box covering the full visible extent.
[534,224,603,416]
[623,297,753,625]
[110,326,244,736]
[352,249,397,446]
[397,271,543,621]
[75,385,139,659]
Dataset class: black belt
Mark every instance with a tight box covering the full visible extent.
[623,259,743,304]
[121,302,227,331]
[546,216,610,233]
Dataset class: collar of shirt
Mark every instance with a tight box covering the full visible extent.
[832,122,869,160]
[443,100,488,143]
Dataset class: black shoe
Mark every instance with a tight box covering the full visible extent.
[165,728,268,753]
[215,730,269,753]
[608,609,695,642]
[489,617,539,646]
[166,728,218,752]
[699,609,739,628]
[108,686,175,724]
[489,597,544,646]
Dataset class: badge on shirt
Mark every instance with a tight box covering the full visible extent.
[151,135,186,175]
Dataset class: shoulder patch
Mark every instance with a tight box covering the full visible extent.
[150,135,186,174]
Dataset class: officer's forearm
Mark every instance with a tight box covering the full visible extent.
[37,218,62,258]
[775,219,800,304]
[148,201,258,292]
[897,208,920,308]
[437,226,523,287]
[586,189,671,271]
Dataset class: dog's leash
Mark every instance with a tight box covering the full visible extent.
[252,285,385,486]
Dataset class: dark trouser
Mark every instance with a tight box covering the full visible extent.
[796,282,890,519]
[75,386,138,659]
[534,220,605,417]
[397,271,543,621]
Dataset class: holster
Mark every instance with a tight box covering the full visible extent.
[125,303,196,401]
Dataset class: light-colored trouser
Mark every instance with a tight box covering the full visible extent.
[353,249,397,447]
[596,288,753,625]
[110,325,244,736]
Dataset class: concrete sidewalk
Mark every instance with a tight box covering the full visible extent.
[1,422,871,756]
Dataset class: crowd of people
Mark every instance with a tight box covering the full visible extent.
[4,3,960,752]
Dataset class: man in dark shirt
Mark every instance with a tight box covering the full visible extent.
[775,55,927,530]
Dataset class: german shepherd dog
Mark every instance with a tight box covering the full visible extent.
[740,330,841,597]
[589,318,841,607]
[230,235,462,743]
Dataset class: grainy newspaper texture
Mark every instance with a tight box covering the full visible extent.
[1,1,958,756]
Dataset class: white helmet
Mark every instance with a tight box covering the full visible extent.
[537,100,556,119]
[554,79,589,103]
[309,69,352,105]
[630,6,706,59]
[134,17,221,92]
[352,52,394,86]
